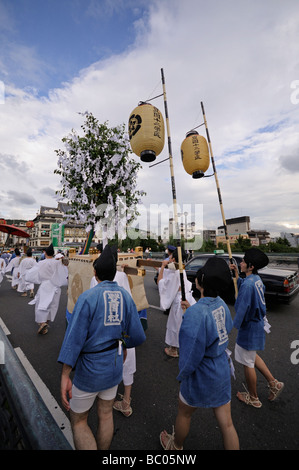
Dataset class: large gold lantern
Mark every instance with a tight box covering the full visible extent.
[128,102,165,162]
[181,130,210,178]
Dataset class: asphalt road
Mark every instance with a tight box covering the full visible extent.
[0,267,299,451]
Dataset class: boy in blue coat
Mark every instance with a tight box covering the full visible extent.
[58,245,146,449]
[231,248,284,408]
[160,257,239,450]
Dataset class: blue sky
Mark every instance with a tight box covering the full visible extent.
[0,0,299,238]
[1,0,147,93]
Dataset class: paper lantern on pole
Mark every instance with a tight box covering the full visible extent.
[181,130,210,178]
[128,102,165,162]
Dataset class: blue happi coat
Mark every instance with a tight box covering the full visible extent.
[177,296,233,408]
[58,280,146,392]
[233,274,266,351]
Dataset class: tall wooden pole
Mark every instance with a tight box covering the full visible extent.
[201,101,238,297]
[161,68,186,300]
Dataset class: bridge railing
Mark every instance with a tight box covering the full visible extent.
[0,327,73,450]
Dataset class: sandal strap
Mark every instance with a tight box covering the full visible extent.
[241,383,262,407]
[161,426,183,450]
[268,379,280,391]
[113,394,133,415]
[117,394,131,407]
[268,379,284,400]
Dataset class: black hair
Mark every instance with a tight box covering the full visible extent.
[171,248,187,264]
[94,259,116,282]
[196,268,219,298]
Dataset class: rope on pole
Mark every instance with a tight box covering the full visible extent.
[161,68,186,301]
[200,101,238,298]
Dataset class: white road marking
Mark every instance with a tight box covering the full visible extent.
[0,317,10,335]
[148,304,164,311]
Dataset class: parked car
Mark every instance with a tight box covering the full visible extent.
[184,253,299,304]
[31,250,43,262]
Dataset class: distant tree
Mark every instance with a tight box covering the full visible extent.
[232,235,251,252]
[275,237,291,247]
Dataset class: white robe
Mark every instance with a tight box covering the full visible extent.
[17,257,36,292]
[26,258,68,324]
[90,270,136,384]
[5,256,21,287]
[158,267,196,348]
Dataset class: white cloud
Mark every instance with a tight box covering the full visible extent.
[0,0,298,238]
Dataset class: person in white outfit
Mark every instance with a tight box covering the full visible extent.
[158,249,196,358]
[5,248,21,289]
[0,256,5,286]
[90,247,137,417]
[25,244,68,335]
[17,248,36,297]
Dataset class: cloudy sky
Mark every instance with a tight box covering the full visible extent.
[0,0,298,238]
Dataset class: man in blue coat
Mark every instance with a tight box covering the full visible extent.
[231,248,284,408]
[58,245,146,450]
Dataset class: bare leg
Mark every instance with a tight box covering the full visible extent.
[244,365,259,398]
[255,354,284,400]
[172,398,197,449]
[96,397,115,450]
[255,353,275,382]
[213,402,239,450]
[70,409,97,450]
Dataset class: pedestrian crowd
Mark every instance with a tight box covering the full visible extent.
[0,243,284,451]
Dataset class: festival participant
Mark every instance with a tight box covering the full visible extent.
[160,244,176,316]
[230,248,284,408]
[0,255,5,286]
[58,245,146,450]
[5,248,21,289]
[25,243,68,335]
[17,248,36,297]
[90,246,138,417]
[160,257,239,450]
[157,249,196,357]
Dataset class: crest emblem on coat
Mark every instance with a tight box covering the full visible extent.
[104,291,123,325]
[212,306,228,345]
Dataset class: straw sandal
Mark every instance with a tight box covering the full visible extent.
[160,427,183,450]
[38,322,49,335]
[113,395,132,417]
[268,379,284,401]
[164,347,179,358]
[237,384,262,408]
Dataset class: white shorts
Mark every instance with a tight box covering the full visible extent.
[70,384,118,414]
[179,391,197,408]
[235,343,256,368]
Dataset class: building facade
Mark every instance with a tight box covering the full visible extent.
[28,205,93,250]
